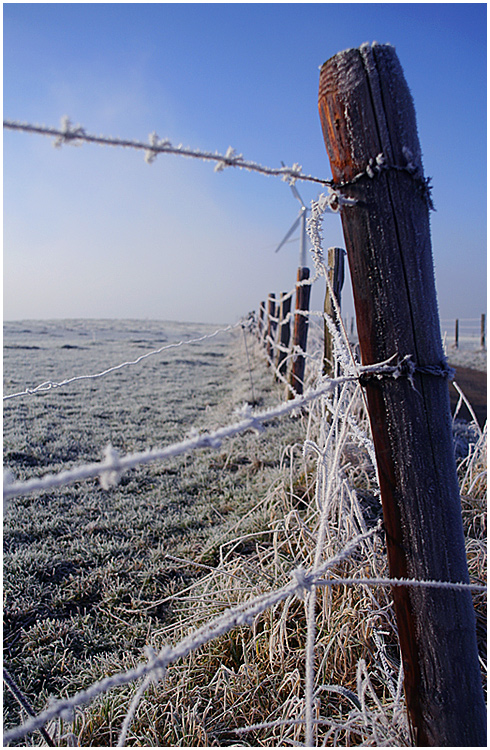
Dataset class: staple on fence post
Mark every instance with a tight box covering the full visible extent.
[454,318,459,348]
[318,42,486,746]
[323,247,345,377]
[288,268,311,398]
[276,291,292,380]
[480,313,485,348]
[266,293,277,366]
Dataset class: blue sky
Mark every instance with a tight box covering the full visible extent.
[3,3,487,324]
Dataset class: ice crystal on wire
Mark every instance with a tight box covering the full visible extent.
[214,146,243,172]
[53,115,85,148]
[99,444,123,489]
[281,162,302,185]
[145,132,171,164]
[144,646,167,683]
[236,402,253,420]
[291,566,313,598]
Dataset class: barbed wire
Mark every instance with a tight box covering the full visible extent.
[4,116,337,191]
[3,345,456,503]
[2,372,355,501]
[4,117,437,213]
[4,519,484,745]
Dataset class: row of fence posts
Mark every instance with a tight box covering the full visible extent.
[255,248,346,398]
[452,313,486,349]
[256,269,311,400]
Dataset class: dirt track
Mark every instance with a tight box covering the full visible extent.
[448,364,487,428]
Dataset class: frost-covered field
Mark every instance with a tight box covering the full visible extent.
[445,345,487,372]
[440,320,487,372]
[3,318,486,747]
[3,319,310,743]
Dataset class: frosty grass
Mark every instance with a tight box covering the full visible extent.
[3,319,306,737]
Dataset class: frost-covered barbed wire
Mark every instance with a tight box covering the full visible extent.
[4,322,241,402]
[4,519,484,745]
[4,117,336,190]
[2,526,377,744]
[3,372,356,501]
[4,119,435,213]
[2,350,461,502]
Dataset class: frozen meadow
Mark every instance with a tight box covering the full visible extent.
[3,318,486,746]
[3,319,308,743]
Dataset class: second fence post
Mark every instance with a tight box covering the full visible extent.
[276,291,292,379]
[288,267,311,397]
[266,293,277,365]
[318,43,485,746]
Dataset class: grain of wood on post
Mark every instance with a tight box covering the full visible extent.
[318,43,486,746]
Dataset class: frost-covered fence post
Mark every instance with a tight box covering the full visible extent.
[257,301,265,341]
[288,268,311,397]
[266,293,277,365]
[276,291,292,379]
[323,246,345,377]
[318,43,486,746]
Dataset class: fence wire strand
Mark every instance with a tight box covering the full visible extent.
[4,117,337,191]
[4,322,241,401]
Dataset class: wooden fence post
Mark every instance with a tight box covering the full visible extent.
[318,43,486,746]
[259,301,268,346]
[454,318,459,348]
[323,247,345,377]
[276,291,292,379]
[288,268,311,397]
[257,301,265,341]
[266,293,277,365]
[481,313,485,348]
